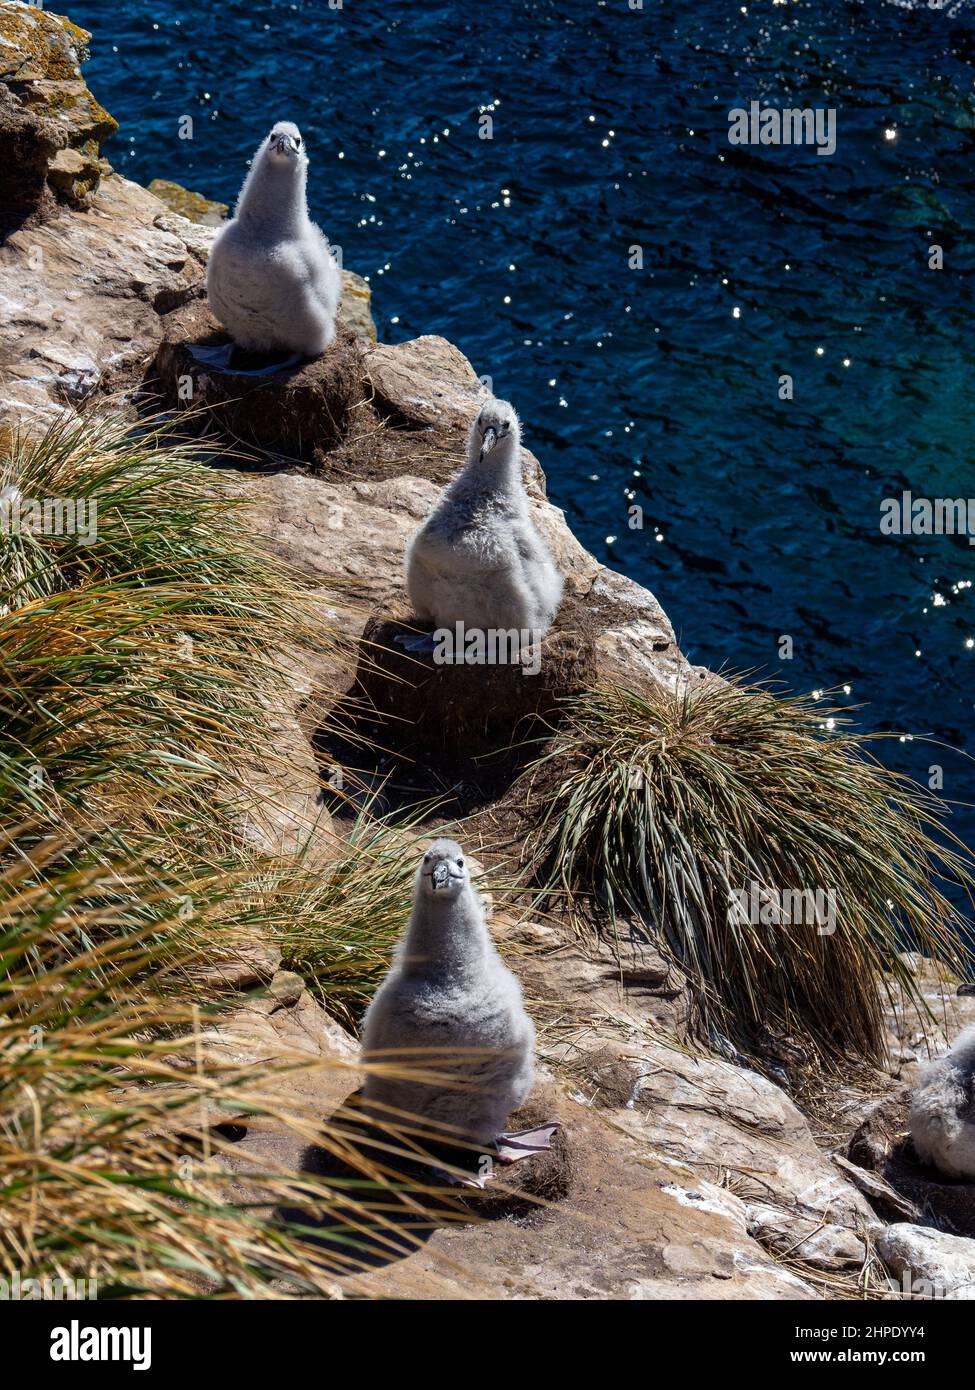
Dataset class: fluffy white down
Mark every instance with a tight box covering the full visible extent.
[406,398,563,639]
[206,120,341,356]
[360,838,536,1145]
[909,1023,975,1180]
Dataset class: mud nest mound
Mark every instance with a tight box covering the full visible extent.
[153,298,365,460]
[349,590,600,760]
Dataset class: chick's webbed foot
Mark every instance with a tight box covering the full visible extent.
[493,1123,560,1164]
[429,1122,561,1189]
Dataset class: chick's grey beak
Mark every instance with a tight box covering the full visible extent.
[431,860,450,890]
[479,427,498,462]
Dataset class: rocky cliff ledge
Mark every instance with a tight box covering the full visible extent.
[2,2,974,1300]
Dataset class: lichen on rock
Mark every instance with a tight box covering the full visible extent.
[0,0,117,217]
[148,177,229,226]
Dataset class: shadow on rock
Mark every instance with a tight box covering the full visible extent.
[273,1091,571,1275]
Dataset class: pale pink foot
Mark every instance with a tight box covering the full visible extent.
[429,1122,560,1188]
[493,1123,561,1163]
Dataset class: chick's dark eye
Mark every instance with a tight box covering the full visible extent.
[457,858,464,867]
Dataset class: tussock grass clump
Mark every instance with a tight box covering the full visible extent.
[519,680,975,1065]
[0,872,425,1298]
[0,579,274,831]
[0,411,335,841]
[0,411,288,610]
[278,820,419,1029]
[0,412,450,1296]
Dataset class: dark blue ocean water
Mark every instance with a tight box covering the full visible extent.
[72,0,975,858]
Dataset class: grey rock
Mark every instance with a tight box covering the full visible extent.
[877,1223,975,1300]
